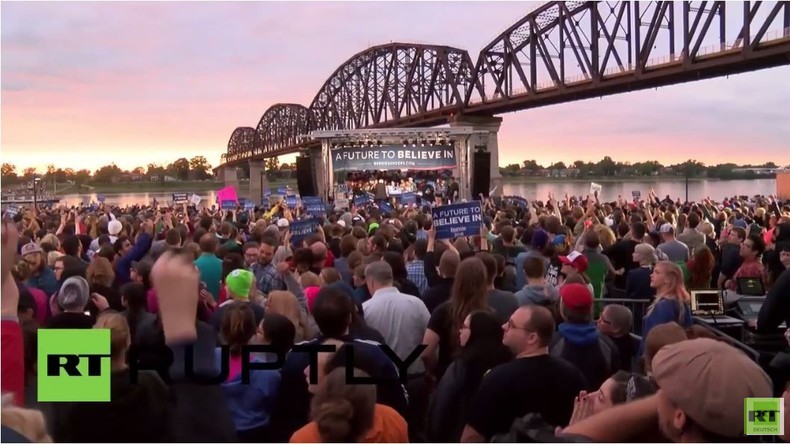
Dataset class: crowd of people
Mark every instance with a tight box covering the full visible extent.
[1,188,790,443]
[342,170,459,204]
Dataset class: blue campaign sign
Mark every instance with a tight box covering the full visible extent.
[290,219,318,245]
[432,201,483,240]
[97,194,106,203]
[172,193,188,203]
[238,197,247,207]
[354,194,371,207]
[379,202,393,214]
[220,200,236,210]
[305,202,326,217]
[512,196,528,208]
[264,189,272,197]
[401,192,416,205]
[278,187,288,195]
[286,196,298,207]
[4,205,19,219]
[244,201,255,210]
[302,196,322,205]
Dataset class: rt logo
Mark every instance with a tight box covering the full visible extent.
[745,398,784,436]
[38,329,111,402]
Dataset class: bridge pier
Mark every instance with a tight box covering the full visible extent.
[219,165,240,194]
[449,114,503,197]
[249,160,268,205]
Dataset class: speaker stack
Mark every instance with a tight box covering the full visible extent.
[471,151,491,198]
[295,156,317,197]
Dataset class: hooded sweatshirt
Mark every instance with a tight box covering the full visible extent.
[514,284,559,307]
[216,349,281,432]
[550,323,620,391]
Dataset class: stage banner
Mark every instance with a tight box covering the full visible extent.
[331,145,457,172]
[290,219,318,245]
[432,201,483,240]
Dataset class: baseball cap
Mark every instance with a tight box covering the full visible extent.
[558,251,588,274]
[652,338,772,438]
[659,223,674,234]
[368,222,380,234]
[20,243,41,256]
[337,220,346,228]
[553,234,567,246]
[225,269,254,299]
[559,283,593,310]
[531,230,550,250]
[276,218,290,229]
[108,219,123,236]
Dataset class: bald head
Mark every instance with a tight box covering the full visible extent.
[364,261,394,286]
[438,249,460,278]
[310,242,327,265]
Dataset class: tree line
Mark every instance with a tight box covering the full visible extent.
[1,156,217,184]
[500,157,781,179]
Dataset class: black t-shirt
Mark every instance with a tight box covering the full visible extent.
[427,302,456,380]
[465,355,587,440]
[546,257,562,288]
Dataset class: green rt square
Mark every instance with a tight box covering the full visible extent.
[745,398,783,436]
[37,329,112,402]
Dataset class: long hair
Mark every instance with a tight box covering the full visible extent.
[449,258,490,351]
[310,367,376,443]
[646,261,690,321]
[458,310,512,393]
[688,246,714,289]
[120,282,147,343]
[94,312,130,362]
[87,256,115,288]
[267,290,312,342]
[220,303,257,355]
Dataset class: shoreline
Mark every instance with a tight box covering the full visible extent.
[32,176,775,196]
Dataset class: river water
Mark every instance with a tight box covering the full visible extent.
[50,178,776,207]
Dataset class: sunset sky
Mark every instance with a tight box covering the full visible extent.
[2,1,789,174]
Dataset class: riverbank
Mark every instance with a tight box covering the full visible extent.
[63,175,759,195]
[54,179,297,195]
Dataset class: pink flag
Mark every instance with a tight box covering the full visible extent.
[216,186,238,204]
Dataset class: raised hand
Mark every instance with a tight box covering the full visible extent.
[151,251,199,344]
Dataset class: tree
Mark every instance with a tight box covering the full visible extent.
[762,162,778,169]
[549,161,566,170]
[94,163,123,183]
[265,157,280,172]
[22,167,37,179]
[189,156,212,180]
[45,164,56,177]
[167,158,190,181]
[74,169,92,184]
[279,162,292,170]
[1,163,17,180]
[63,168,75,180]
[132,166,145,175]
[521,160,543,171]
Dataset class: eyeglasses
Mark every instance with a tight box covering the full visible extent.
[505,319,530,331]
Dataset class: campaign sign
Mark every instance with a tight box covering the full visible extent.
[278,187,288,195]
[354,194,371,207]
[264,189,272,197]
[379,202,393,215]
[632,190,641,199]
[432,201,483,240]
[512,196,528,208]
[290,219,318,245]
[302,196,322,205]
[335,197,350,210]
[305,202,326,217]
[331,144,457,172]
[190,194,202,206]
[220,200,236,210]
[97,194,106,203]
[401,192,416,205]
[172,193,188,204]
[244,201,256,211]
[4,205,19,219]
[286,196,298,208]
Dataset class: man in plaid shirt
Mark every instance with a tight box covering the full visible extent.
[250,234,286,295]
[406,239,429,296]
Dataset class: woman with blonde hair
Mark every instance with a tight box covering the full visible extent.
[1,394,52,442]
[50,312,173,442]
[593,224,617,250]
[638,261,692,356]
[266,290,313,342]
[86,256,121,313]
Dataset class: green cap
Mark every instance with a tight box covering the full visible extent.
[368,222,380,234]
[226,269,254,299]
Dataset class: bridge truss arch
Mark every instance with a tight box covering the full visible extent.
[253,103,315,158]
[224,127,257,164]
[309,43,483,130]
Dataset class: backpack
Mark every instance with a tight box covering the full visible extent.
[550,335,615,373]
[491,413,593,443]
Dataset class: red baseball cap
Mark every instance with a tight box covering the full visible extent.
[560,283,593,310]
[559,251,589,274]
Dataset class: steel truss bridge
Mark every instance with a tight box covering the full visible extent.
[220,1,790,168]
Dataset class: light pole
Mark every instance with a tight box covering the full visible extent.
[32,177,41,210]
